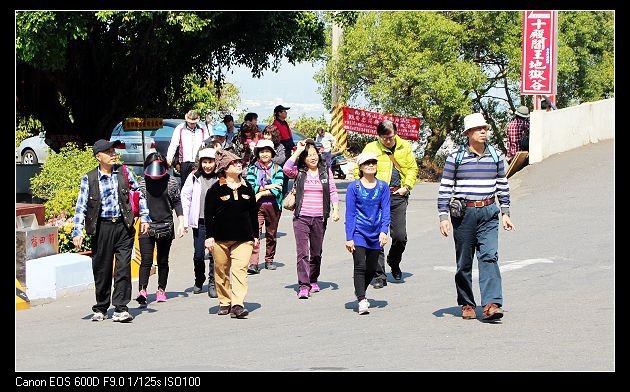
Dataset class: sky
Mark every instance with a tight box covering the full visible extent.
[223,58,331,122]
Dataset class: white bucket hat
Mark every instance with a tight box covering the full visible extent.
[254,139,276,157]
[185,110,200,123]
[515,105,530,118]
[463,113,488,133]
[356,151,378,166]
[198,148,216,160]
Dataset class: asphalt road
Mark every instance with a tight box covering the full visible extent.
[15,140,614,372]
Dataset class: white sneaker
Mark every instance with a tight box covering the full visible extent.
[112,311,133,322]
[91,312,106,322]
[358,299,370,315]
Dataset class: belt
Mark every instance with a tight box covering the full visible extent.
[465,198,495,208]
[389,186,401,194]
[100,216,122,223]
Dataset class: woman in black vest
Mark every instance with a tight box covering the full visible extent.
[136,152,185,306]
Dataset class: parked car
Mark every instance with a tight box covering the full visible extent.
[292,130,306,144]
[148,119,186,157]
[110,119,190,177]
[110,123,158,168]
[16,131,54,164]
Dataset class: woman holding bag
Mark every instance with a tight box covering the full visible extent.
[283,139,340,299]
[135,152,185,306]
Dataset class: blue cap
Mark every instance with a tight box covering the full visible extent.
[213,123,227,136]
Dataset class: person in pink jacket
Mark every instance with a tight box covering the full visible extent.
[181,148,218,298]
[283,139,340,299]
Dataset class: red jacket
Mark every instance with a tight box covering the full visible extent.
[273,118,293,141]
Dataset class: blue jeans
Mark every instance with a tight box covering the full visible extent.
[193,219,214,288]
[451,203,503,307]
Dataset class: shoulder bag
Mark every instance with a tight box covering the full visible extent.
[121,165,140,217]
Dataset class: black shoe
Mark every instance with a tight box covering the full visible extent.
[373,279,385,289]
[390,264,402,281]
[265,262,277,270]
[247,264,260,274]
[230,305,249,319]
[207,283,217,298]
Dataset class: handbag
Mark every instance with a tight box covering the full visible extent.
[148,221,173,240]
[449,199,465,218]
[282,181,298,211]
[121,165,140,217]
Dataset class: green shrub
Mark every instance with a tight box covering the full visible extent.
[294,115,328,139]
[30,143,97,220]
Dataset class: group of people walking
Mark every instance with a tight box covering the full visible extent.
[71,108,514,322]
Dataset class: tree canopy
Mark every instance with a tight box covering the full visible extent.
[317,11,614,160]
[16,11,326,146]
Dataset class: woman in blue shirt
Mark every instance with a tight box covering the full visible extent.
[345,152,390,315]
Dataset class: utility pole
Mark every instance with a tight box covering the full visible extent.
[331,22,343,107]
[330,17,347,152]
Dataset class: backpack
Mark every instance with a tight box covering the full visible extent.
[454,143,499,173]
[519,132,529,151]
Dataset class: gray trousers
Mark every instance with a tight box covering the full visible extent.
[374,194,408,280]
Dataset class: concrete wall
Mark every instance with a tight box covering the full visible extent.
[26,253,93,300]
[529,98,614,163]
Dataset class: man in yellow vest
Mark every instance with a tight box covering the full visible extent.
[354,120,418,288]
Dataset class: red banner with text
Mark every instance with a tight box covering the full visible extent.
[342,107,421,141]
[521,10,558,95]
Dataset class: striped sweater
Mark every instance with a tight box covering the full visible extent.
[437,144,511,220]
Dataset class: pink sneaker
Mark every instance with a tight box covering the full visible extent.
[298,288,310,299]
[310,282,320,293]
[156,288,167,302]
[136,289,148,305]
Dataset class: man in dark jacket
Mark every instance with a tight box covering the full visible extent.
[72,139,150,323]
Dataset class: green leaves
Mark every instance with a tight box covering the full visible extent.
[30,143,96,219]
[319,11,614,162]
[17,11,327,145]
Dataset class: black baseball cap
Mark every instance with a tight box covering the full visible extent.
[93,139,121,155]
[274,105,290,113]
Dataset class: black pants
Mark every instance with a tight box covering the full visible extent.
[353,246,380,300]
[91,220,133,314]
[280,139,295,196]
[179,161,196,190]
[138,235,173,290]
[374,194,408,281]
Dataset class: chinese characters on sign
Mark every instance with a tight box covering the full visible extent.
[30,234,57,248]
[521,10,558,95]
[123,118,164,131]
[341,107,421,140]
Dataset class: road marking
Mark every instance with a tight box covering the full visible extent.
[434,258,555,275]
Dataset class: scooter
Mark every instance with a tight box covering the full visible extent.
[315,142,347,179]
[330,151,347,179]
